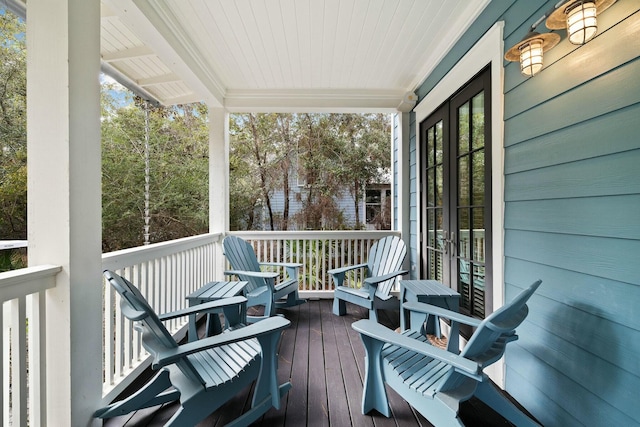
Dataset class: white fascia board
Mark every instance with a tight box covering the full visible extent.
[104,0,225,107]
[223,89,407,113]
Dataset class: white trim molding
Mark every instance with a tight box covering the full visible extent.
[413,22,506,385]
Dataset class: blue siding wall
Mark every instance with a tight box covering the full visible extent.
[409,1,640,425]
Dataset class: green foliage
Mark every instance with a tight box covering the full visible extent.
[0,11,26,242]
[101,89,210,251]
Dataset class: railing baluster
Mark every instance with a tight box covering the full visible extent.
[28,291,46,426]
[1,302,6,426]
[13,296,27,425]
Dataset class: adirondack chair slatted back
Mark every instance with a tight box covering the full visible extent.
[223,236,264,293]
[104,270,205,385]
[433,279,543,397]
[366,236,407,299]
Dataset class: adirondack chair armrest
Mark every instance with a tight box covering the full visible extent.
[154,316,291,368]
[363,269,409,287]
[327,263,368,276]
[260,262,301,280]
[328,263,368,287]
[352,319,481,379]
[157,296,247,321]
[260,262,302,268]
[403,301,482,328]
[224,269,279,279]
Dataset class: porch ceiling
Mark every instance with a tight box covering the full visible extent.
[101,0,489,111]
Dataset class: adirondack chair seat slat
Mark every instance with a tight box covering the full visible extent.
[331,235,408,322]
[96,270,292,426]
[187,339,260,386]
[353,280,543,427]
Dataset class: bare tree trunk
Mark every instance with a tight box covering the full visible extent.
[248,113,275,230]
[354,180,361,229]
[277,115,292,230]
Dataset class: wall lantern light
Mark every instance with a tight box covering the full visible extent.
[546,0,617,45]
[505,31,560,77]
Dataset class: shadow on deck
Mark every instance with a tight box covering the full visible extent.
[103,300,518,427]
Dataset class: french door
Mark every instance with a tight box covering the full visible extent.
[420,67,492,319]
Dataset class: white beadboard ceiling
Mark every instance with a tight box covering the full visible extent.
[101,0,489,110]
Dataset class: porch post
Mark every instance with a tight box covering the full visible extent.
[394,112,412,276]
[27,0,102,425]
[209,107,229,274]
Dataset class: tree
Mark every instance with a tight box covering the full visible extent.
[0,11,26,242]
[0,11,27,270]
[101,86,210,251]
[228,113,391,231]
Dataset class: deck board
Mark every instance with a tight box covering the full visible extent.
[102,299,517,427]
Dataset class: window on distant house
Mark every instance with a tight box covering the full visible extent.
[366,186,391,229]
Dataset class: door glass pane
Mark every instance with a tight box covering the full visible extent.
[427,127,434,167]
[472,149,485,205]
[427,169,435,206]
[458,208,470,259]
[435,121,443,165]
[459,259,470,311]
[458,101,469,153]
[458,154,469,206]
[473,264,486,316]
[471,92,484,150]
[427,210,435,247]
[435,209,444,252]
[436,164,443,207]
[435,251,444,282]
[473,208,485,262]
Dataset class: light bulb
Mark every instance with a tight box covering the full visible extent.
[566,1,598,45]
[519,39,544,77]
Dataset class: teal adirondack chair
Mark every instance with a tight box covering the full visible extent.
[223,235,306,322]
[352,280,542,427]
[330,235,408,322]
[95,270,291,427]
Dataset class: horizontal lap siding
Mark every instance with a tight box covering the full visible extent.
[503,2,640,426]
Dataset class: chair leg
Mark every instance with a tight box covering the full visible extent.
[333,297,347,316]
[360,335,390,417]
[474,380,541,427]
[369,308,378,322]
[94,370,179,418]
[276,290,307,308]
[166,391,221,427]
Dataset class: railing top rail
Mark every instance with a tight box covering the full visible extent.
[102,232,222,271]
[230,230,401,240]
[0,264,61,302]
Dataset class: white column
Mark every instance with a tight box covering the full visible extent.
[27,0,102,425]
[209,107,229,273]
[394,112,412,275]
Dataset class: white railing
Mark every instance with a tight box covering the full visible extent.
[100,232,222,402]
[230,230,402,298]
[1,264,61,427]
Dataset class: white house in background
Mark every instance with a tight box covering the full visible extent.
[264,183,391,231]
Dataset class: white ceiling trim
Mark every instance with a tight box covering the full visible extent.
[223,88,408,113]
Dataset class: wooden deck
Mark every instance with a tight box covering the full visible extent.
[103,300,517,427]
